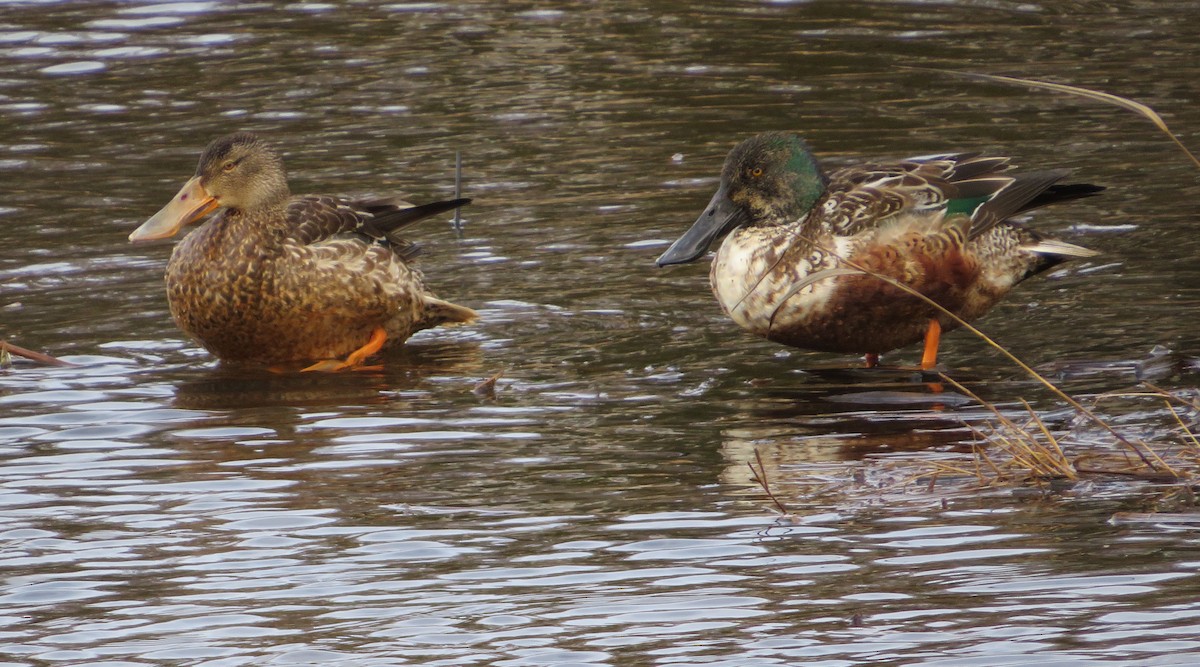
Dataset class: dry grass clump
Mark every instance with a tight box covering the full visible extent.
[923,380,1198,489]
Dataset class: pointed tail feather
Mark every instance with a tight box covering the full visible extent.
[419,296,478,330]
[1020,235,1100,282]
[1025,238,1100,259]
[1022,182,1106,212]
[372,198,472,235]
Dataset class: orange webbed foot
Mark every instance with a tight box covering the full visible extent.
[302,327,388,372]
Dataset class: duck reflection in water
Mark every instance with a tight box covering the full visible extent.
[168,340,485,411]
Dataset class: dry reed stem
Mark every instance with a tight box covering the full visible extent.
[963,421,1018,482]
[923,461,979,478]
[1166,402,1200,450]
[1018,400,1079,478]
[1143,382,1200,412]
[1023,399,1067,463]
[903,68,1200,171]
[472,369,504,398]
[1090,384,1198,465]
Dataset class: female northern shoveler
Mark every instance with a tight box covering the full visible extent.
[656,131,1102,369]
[129,132,476,370]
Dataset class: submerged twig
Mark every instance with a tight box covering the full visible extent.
[746,449,790,516]
[452,150,464,235]
[472,369,504,399]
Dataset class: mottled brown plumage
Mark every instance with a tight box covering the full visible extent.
[657,132,1103,367]
[130,133,475,368]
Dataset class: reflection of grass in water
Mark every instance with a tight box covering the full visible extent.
[747,449,792,516]
[744,383,1198,519]
[744,74,1200,511]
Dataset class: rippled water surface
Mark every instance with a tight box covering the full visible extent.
[3,1,1200,665]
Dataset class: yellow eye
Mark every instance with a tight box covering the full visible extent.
[750,167,763,177]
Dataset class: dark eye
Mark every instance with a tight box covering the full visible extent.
[222,161,237,172]
[750,167,763,178]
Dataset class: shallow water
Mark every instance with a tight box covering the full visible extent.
[2,1,1200,665]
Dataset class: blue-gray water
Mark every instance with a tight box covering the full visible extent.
[2,1,1199,665]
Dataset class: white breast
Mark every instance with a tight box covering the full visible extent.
[710,227,844,337]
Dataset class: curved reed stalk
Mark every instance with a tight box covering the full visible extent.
[903,68,1200,170]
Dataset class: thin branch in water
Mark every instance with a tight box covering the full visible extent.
[0,340,75,367]
[452,150,464,235]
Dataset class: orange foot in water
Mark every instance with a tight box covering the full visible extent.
[920,319,941,371]
[302,327,388,372]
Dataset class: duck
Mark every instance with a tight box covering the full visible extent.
[129,132,476,371]
[655,131,1103,369]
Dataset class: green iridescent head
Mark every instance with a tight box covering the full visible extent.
[721,131,827,224]
[656,132,827,266]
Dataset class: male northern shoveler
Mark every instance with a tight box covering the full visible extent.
[656,131,1103,369]
[129,132,476,370]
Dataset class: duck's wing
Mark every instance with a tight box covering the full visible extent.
[288,195,471,259]
[817,154,1015,236]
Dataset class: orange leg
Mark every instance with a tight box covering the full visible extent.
[864,353,880,368]
[920,319,941,370]
[303,327,388,372]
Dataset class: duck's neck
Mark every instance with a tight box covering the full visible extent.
[187,201,289,257]
[228,199,292,234]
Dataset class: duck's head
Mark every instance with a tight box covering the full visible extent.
[656,132,826,266]
[129,132,290,242]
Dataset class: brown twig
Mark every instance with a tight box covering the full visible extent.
[472,369,504,398]
[0,340,75,367]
